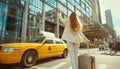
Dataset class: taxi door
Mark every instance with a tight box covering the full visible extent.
[38,38,54,59]
[53,38,65,55]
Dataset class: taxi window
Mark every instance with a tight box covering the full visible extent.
[55,39,64,44]
[44,39,54,44]
[27,37,45,43]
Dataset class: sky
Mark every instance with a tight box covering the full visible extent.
[99,0,120,36]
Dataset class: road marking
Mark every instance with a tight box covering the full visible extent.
[29,66,49,69]
[29,62,67,69]
[50,62,67,69]
[98,64,106,69]
[67,66,72,69]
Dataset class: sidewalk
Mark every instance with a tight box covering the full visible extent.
[27,49,120,69]
[95,52,120,69]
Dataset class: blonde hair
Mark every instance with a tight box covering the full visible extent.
[69,12,83,33]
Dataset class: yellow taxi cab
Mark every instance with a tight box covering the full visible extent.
[0,31,68,67]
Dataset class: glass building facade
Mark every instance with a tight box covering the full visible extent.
[0,0,24,43]
[0,0,97,43]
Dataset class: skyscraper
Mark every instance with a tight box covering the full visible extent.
[105,9,114,29]
[105,9,116,38]
[92,0,102,24]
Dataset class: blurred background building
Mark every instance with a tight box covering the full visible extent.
[104,9,116,38]
[0,0,115,46]
[105,9,114,29]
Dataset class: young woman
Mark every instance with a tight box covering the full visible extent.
[56,8,90,69]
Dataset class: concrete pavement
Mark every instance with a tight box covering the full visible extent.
[27,49,120,69]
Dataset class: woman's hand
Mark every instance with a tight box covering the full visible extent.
[56,8,60,13]
[86,40,90,45]
[86,40,90,48]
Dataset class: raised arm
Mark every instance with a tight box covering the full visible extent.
[58,13,68,24]
[56,8,68,24]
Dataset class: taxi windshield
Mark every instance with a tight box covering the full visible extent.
[27,36,45,43]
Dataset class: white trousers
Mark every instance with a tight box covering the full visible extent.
[67,41,80,69]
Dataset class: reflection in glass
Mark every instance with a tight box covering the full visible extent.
[68,3,74,11]
[60,0,66,5]
[76,9,82,16]
[45,4,55,22]
[86,7,90,18]
[75,1,83,11]
[68,10,72,16]
[28,0,42,39]
[68,0,74,5]
[81,2,86,10]
[46,0,56,7]
[58,3,67,15]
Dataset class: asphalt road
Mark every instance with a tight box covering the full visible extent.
[1,48,120,69]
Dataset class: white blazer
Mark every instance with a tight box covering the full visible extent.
[58,13,88,44]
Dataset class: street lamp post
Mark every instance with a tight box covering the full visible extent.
[41,0,45,31]
[21,0,29,42]
[56,0,59,38]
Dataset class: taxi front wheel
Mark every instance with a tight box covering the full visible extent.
[21,50,37,67]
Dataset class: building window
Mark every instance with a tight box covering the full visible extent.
[1,14,7,37]
[68,0,74,5]
[58,3,67,15]
[30,0,42,8]
[28,0,42,38]
[29,5,35,14]
[75,1,82,10]
[60,0,66,5]
[80,0,82,5]
[86,7,90,13]
[37,0,42,8]
[76,0,79,3]
[81,2,86,10]
[76,9,82,16]
[68,10,72,16]
[45,4,55,22]
[86,7,91,18]
[46,0,56,7]
[29,4,42,15]
[82,0,86,3]
[68,3,74,11]
[75,1,80,9]
[29,0,42,15]
[85,0,91,6]
[21,0,25,6]
[45,4,53,12]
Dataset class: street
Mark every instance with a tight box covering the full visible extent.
[1,48,120,69]
[0,0,120,69]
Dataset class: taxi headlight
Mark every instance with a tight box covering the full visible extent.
[1,47,21,52]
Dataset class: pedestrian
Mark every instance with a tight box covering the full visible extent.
[109,40,114,55]
[113,38,120,55]
[56,8,90,69]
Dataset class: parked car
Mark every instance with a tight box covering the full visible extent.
[0,32,68,67]
[98,42,108,51]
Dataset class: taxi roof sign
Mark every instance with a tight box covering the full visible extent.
[39,31,55,38]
